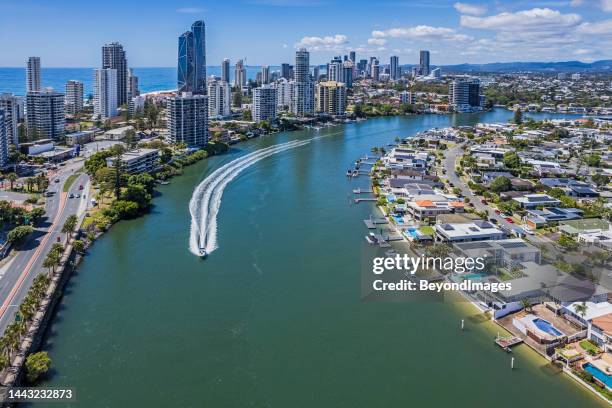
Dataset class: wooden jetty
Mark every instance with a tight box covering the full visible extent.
[354,198,377,203]
[495,336,523,352]
[353,188,374,194]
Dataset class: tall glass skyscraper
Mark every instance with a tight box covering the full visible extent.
[102,42,128,106]
[178,21,207,95]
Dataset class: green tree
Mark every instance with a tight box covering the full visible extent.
[42,251,61,275]
[7,225,34,244]
[558,235,579,251]
[592,174,609,188]
[6,173,18,190]
[573,301,588,319]
[490,176,512,193]
[514,108,523,125]
[62,215,78,239]
[109,144,126,199]
[25,351,51,383]
[503,151,520,169]
[584,153,601,168]
[73,239,85,254]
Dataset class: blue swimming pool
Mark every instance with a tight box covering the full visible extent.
[393,215,404,224]
[404,228,418,238]
[584,363,612,389]
[533,318,564,337]
[463,273,486,280]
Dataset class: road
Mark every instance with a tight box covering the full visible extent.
[0,159,91,334]
[442,143,550,247]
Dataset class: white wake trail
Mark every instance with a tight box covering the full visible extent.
[189,139,311,256]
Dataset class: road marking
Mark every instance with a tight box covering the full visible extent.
[0,187,69,322]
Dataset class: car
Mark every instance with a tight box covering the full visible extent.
[488,218,498,224]
[449,183,454,187]
[54,178,60,183]
[76,193,81,198]
[79,185,84,190]
[481,199,488,205]
[69,193,75,199]
[524,227,535,235]
[494,209,501,215]
[505,217,514,223]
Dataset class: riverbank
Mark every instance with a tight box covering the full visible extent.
[34,111,607,408]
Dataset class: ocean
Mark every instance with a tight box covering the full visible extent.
[0,66,271,96]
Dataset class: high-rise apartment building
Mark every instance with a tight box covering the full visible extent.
[128,68,140,99]
[207,79,231,118]
[342,61,354,88]
[221,58,230,83]
[261,66,270,84]
[371,59,380,82]
[292,48,314,116]
[400,91,416,104]
[349,51,356,63]
[316,81,346,116]
[94,68,118,119]
[275,78,293,109]
[26,57,41,93]
[178,21,207,94]
[281,63,292,80]
[102,42,128,106]
[449,79,483,112]
[419,50,430,76]
[390,56,399,80]
[234,59,246,88]
[0,93,20,145]
[252,85,277,123]
[65,80,84,115]
[166,93,208,147]
[0,110,8,167]
[26,88,65,140]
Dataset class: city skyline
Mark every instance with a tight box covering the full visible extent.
[0,1,611,67]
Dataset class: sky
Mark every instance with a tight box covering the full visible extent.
[0,0,611,67]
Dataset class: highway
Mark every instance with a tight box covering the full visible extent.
[0,160,90,334]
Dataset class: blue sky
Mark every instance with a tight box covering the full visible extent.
[0,0,611,67]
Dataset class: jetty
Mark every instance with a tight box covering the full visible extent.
[353,188,373,194]
[354,198,377,203]
[495,335,523,351]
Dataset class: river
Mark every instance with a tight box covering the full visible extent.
[35,110,607,407]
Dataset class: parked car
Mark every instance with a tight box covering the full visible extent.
[489,218,498,224]
[494,209,501,215]
[54,178,60,183]
[481,199,488,205]
[69,193,75,199]
[79,185,84,190]
[524,227,535,235]
[505,217,514,223]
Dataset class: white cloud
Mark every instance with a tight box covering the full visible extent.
[176,7,205,13]
[603,0,612,12]
[372,25,473,42]
[576,19,612,34]
[460,8,582,31]
[295,34,348,51]
[367,38,387,46]
[453,2,487,16]
[573,48,592,55]
[570,0,584,6]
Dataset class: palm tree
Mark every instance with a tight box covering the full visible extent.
[6,173,17,190]
[42,251,61,275]
[521,298,532,312]
[62,215,78,240]
[109,144,126,199]
[573,301,588,320]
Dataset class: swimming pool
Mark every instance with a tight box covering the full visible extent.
[533,318,564,337]
[393,215,404,224]
[463,273,486,280]
[584,363,612,389]
[404,228,418,238]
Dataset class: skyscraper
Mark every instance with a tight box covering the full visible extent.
[419,50,430,76]
[349,51,356,63]
[252,85,277,123]
[234,59,246,88]
[327,57,343,83]
[371,59,380,82]
[221,58,230,83]
[342,61,354,88]
[102,42,128,106]
[0,110,8,167]
[390,56,399,80]
[316,81,346,116]
[177,21,207,94]
[261,66,270,84]
[166,93,208,147]
[127,68,140,99]
[292,48,314,116]
[26,57,41,93]
[94,68,118,119]
[281,63,292,80]
[0,93,20,145]
[65,80,84,115]
[207,79,231,118]
[26,88,65,140]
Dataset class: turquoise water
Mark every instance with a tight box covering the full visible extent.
[34,110,606,408]
[0,66,266,96]
[584,363,612,388]
[533,318,564,337]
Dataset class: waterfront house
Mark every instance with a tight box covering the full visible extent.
[434,221,505,243]
[559,219,610,237]
[561,302,612,347]
[453,238,541,270]
[406,196,465,222]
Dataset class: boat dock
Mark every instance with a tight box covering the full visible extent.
[353,188,373,194]
[354,197,377,203]
[495,336,523,351]
[363,218,388,229]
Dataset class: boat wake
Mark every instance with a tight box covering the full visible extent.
[188,139,311,257]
